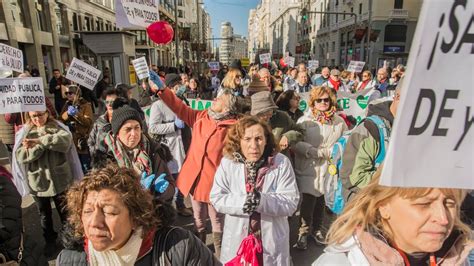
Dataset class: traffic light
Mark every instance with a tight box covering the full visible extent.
[301,8,308,22]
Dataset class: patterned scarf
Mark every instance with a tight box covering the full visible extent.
[312,106,337,124]
[329,78,341,91]
[104,132,153,176]
[233,152,266,214]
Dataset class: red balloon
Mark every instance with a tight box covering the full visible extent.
[147,21,174,45]
[280,58,287,68]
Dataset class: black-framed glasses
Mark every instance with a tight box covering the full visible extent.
[315,98,330,103]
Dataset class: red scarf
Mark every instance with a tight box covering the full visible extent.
[329,78,341,91]
[359,80,370,90]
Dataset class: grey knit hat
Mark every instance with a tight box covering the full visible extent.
[111,105,142,136]
[250,91,278,116]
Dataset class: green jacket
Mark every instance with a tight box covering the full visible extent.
[270,110,304,146]
[16,122,74,197]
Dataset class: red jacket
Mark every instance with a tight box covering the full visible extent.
[158,89,236,202]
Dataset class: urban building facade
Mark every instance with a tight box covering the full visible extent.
[232,35,248,60]
[219,21,233,65]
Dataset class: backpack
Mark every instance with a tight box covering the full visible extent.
[323,115,390,215]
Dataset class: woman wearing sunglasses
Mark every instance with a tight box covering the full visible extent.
[293,86,347,250]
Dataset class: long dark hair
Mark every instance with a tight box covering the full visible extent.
[275,90,298,111]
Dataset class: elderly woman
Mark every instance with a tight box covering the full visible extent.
[57,164,219,265]
[356,70,376,91]
[149,71,242,256]
[210,116,299,265]
[293,86,347,250]
[102,105,175,201]
[314,170,474,265]
[14,110,81,256]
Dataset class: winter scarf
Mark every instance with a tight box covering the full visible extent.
[104,133,153,176]
[312,106,337,124]
[329,78,341,91]
[88,228,143,266]
[207,108,237,121]
[359,80,370,90]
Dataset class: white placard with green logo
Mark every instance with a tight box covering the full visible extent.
[298,88,375,122]
[142,98,213,125]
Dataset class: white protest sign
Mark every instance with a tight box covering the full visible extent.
[0,77,46,114]
[115,0,159,29]
[66,58,101,90]
[132,57,149,80]
[0,43,23,73]
[259,53,271,64]
[285,56,295,68]
[347,61,365,73]
[308,60,319,70]
[380,0,474,189]
[208,62,220,71]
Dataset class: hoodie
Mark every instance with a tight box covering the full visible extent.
[340,101,394,199]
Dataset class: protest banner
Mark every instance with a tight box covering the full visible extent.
[0,43,23,73]
[299,88,375,122]
[115,0,159,29]
[66,58,101,90]
[285,56,295,68]
[208,62,220,71]
[0,77,46,114]
[259,53,271,64]
[132,57,149,80]
[347,61,365,73]
[241,58,250,67]
[143,98,212,124]
[380,0,473,189]
[308,60,319,70]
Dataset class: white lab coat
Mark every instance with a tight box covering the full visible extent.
[210,153,299,265]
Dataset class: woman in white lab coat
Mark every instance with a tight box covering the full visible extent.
[210,116,299,265]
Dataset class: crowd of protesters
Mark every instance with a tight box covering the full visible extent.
[0,58,472,266]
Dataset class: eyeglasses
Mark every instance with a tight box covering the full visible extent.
[105,100,115,106]
[30,112,47,118]
[65,91,76,95]
[315,98,330,103]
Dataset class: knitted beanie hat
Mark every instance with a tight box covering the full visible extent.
[111,105,142,136]
[165,73,181,88]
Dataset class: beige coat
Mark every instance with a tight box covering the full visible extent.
[293,112,347,197]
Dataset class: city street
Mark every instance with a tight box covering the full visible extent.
[22,195,324,265]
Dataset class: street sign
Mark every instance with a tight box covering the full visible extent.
[66,58,101,90]
[380,0,474,189]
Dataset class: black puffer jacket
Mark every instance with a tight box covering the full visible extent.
[0,167,47,265]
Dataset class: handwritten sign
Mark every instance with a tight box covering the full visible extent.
[259,53,271,64]
[0,43,23,73]
[132,57,149,80]
[115,0,160,29]
[347,61,366,73]
[380,0,474,189]
[308,60,319,70]
[285,56,295,68]
[0,77,46,114]
[208,62,220,71]
[66,58,101,90]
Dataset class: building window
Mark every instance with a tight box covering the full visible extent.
[394,0,403,9]
[36,0,50,32]
[72,13,78,31]
[332,41,335,52]
[384,25,407,42]
[359,3,362,14]
[178,0,183,6]
[84,16,91,31]
[10,0,27,27]
[178,10,184,18]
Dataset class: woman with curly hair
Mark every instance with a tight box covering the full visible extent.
[210,116,299,265]
[293,86,347,250]
[57,164,219,265]
[314,170,474,265]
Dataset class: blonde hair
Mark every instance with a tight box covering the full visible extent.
[308,86,337,110]
[221,68,242,89]
[326,169,470,246]
[340,70,351,79]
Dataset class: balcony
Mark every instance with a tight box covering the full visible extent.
[389,9,409,20]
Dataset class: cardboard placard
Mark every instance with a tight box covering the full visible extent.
[207,62,220,71]
[66,58,101,90]
[115,0,160,29]
[285,56,295,68]
[132,57,150,80]
[380,0,474,189]
[0,43,23,73]
[0,77,46,114]
[347,61,366,73]
[259,53,271,64]
[308,60,319,70]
